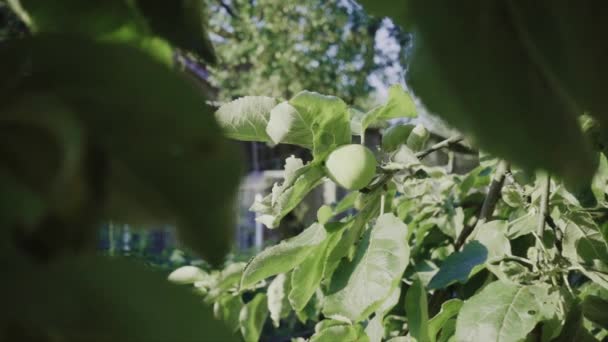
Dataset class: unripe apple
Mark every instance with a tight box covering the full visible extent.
[325,144,377,190]
[406,124,430,151]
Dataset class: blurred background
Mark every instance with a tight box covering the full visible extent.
[0,0,476,269]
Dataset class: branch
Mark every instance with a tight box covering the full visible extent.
[415,135,464,159]
[536,174,551,265]
[454,160,510,250]
[489,255,535,270]
[217,0,238,18]
[537,174,550,236]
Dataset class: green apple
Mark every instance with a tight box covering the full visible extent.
[325,144,377,190]
[406,124,430,151]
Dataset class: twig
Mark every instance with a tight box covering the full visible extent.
[415,135,464,159]
[536,174,551,266]
[454,160,510,250]
[217,0,238,18]
[537,174,550,236]
[431,160,510,316]
[489,255,535,270]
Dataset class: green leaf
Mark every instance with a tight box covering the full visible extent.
[382,124,416,152]
[406,1,594,187]
[206,262,246,302]
[240,223,327,289]
[295,290,323,324]
[251,156,325,228]
[392,144,421,167]
[317,205,334,225]
[289,223,345,311]
[554,300,596,342]
[2,255,235,341]
[267,273,292,328]
[501,185,526,208]
[580,266,608,291]
[437,318,457,342]
[562,214,608,264]
[472,221,511,260]
[359,85,417,132]
[214,96,278,142]
[239,293,268,342]
[405,276,432,342]
[582,295,608,330]
[406,124,430,152]
[507,212,539,239]
[214,294,243,333]
[20,0,141,36]
[428,299,463,340]
[266,91,351,159]
[366,283,402,342]
[134,0,217,62]
[167,265,207,285]
[428,241,488,290]
[455,281,550,342]
[0,36,242,264]
[333,191,358,215]
[311,320,369,342]
[365,315,384,342]
[19,0,173,64]
[324,188,382,279]
[324,213,410,323]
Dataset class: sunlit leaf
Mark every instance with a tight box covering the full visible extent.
[267,273,292,328]
[310,320,369,342]
[289,223,345,311]
[324,214,410,323]
[428,299,463,340]
[358,85,417,133]
[472,221,511,260]
[240,223,328,289]
[239,293,268,342]
[266,91,351,159]
[167,265,207,285]
[214,294,243,333]
[405,275,431,342]
[251,156,325,228]
[215,96,278,142]
[507,212,538,239]
[455,281,550,342]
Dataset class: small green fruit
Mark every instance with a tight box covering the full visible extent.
[406,124,430,151]
[325,144,377,190]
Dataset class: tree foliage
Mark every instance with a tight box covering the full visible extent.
[207,0,408,105]
[181,84,608,341]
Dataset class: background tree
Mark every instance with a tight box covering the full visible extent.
[206,0,409,106]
